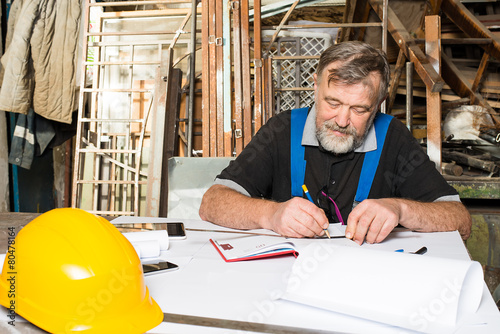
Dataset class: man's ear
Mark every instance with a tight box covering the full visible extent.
[313,73,318,90]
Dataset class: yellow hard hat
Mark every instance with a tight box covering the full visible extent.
[0,208,163,333]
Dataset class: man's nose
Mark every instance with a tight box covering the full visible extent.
[335,106,350,128]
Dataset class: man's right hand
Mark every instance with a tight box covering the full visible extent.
[267,197,329,238]
[200,185,328,238]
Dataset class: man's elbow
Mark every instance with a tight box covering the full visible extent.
[198,186,215,221]
[459,205,472,240]
[460,218,472,241]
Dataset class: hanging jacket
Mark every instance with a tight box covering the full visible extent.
[0,0,82,124]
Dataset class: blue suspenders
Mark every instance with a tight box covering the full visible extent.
[290,107,310,197]
[290,107,393,205]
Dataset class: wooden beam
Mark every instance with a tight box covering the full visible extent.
[264,0,300,55]
[357,1,372,43]
[441,0,500,61]
[470,51,490,94]
[441,52,500,124]
[368,0,444,93]
[425,15,442,171]
[388,50,406,113]
[339,0,358,42]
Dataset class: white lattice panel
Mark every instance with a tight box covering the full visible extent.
[263,30,333,113]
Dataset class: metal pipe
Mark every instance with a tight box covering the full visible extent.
[381,0,388,113]
[382,0,388,54]
[187,0,198,157]
[406,62,414,133]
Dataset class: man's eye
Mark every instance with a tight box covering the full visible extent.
[352,108,368,114]
[328,103,340,109]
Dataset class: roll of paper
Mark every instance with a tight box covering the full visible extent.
[282,244,483,334]
[123,230,169,259]
[129,240,160,258]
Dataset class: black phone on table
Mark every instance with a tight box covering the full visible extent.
[142,261,179,276]
[114,222,186,239]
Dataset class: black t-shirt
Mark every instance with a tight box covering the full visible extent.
[216,109,458,223]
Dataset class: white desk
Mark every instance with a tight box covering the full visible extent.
[0,217,498,333]
[142,219,500,334]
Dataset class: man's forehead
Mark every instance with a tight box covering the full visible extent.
[319,62,382,85]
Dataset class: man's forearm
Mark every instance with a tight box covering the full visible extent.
[398,199,472,239]
[199,184,277,230]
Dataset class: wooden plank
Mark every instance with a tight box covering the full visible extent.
[253,0,263,133]
[425,15,442,171]
[241,0,252,147]
[338,0,357,42]
[90,0,192,7]
[233,0,244,155]
[186,0,198,157]
[413,38,492,45]
[368,0,445,93]
[91,13,108,212]
[72,0,92,208]
[209,0,217,156]
[381,0,388,54]
[88,31,184,37]
[216,0,224,156]
[263,57,274,121]
[471,51,490,93]
[267,22,383,30]
[388,50,406,113]
[264,0,301,55]
[201,0,210,156]
[159,68,182,217]
[100,8,198,19]
[223,0,232,157]
[146,49,173,216]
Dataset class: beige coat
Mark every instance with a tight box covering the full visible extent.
[0,0,81,124]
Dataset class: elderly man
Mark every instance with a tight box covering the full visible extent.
[199,41,471,245]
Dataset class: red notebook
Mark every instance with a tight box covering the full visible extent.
[210,236,298,262]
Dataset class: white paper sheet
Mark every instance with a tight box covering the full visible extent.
[281,243,484,334]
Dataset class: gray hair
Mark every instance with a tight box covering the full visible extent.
[316,41,390,107]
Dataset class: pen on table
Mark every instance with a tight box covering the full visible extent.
[413,246,427,255]
[301,184,331,239]
[394,247,427,255]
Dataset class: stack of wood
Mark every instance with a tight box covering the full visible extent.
[342,0,500,178]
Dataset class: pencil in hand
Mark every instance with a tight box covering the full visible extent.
[302,184,331,239]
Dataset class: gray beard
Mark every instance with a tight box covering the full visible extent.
[316,117,375,154]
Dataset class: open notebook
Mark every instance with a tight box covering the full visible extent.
[210,236,298,262]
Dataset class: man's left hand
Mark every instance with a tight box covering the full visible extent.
[345,198,401,245]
